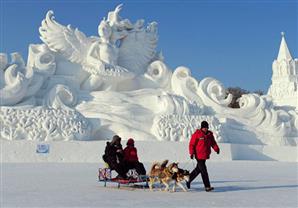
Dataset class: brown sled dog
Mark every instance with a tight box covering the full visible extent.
[149,160,179,191]
[171,168,190,192]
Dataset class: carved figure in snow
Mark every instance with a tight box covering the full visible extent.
[39,4,158,90]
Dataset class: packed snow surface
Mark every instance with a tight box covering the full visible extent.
[1,161,297,207]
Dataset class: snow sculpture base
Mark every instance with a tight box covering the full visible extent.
[2,140,297,162]
[0,107,90,141]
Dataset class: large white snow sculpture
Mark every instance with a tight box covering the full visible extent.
[0,4,297,145]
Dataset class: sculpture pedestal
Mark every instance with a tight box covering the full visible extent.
[2,140,297,162]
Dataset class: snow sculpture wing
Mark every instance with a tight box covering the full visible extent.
[118,22,158,74]
[39,10,94,65]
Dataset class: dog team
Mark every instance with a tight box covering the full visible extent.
[102,120,220,192]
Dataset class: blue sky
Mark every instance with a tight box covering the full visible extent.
[1,0,297,92]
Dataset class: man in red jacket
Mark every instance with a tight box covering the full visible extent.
[187,121,220,192]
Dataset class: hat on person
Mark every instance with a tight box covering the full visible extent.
[111,135,121,144]
[201,121,209,129]
[127,138,135,145]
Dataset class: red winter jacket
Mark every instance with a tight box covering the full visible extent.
[123,146,139,162]
[189,129,219,160]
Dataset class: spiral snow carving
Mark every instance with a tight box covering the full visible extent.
[144,60,172,89]
[0,53,32,105]
[171,66,205,107]
[0,49,56,106]
[197,77,233,110]
[236,94,298,139]
[27,44,56,76]
[45,84,77,110]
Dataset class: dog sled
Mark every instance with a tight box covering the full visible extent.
[98,167,149,189]
[98,160,190,192]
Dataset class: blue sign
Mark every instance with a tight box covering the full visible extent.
[36,144,50,154]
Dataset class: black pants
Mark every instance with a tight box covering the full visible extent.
[108,161,127,178]
[189,159,211,188]
[125,161,146,175]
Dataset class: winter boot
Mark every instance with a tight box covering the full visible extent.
[205,187,214,192]
[186,181,191,189]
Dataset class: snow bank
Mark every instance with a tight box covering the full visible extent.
[2,140,297,163]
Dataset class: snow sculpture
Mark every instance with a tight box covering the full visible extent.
[268,32,298,108]
[39,4,158,91]
[0,47,92,141]
[1,53,35,106]
[0,4,297,145]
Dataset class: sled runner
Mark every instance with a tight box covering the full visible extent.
[98,168,149,189]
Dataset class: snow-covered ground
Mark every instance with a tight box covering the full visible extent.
[1,161,298,208]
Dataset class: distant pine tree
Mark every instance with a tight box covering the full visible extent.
[253,90,264,96]
[226,87,249,108]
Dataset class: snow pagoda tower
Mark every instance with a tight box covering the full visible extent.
[268,32,298,109]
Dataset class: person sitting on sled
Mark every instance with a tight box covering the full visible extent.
[123,138,146,175]
[102,135,127,179]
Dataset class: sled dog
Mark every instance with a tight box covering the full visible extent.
[149,160,179,191]
[172,168,190,192]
